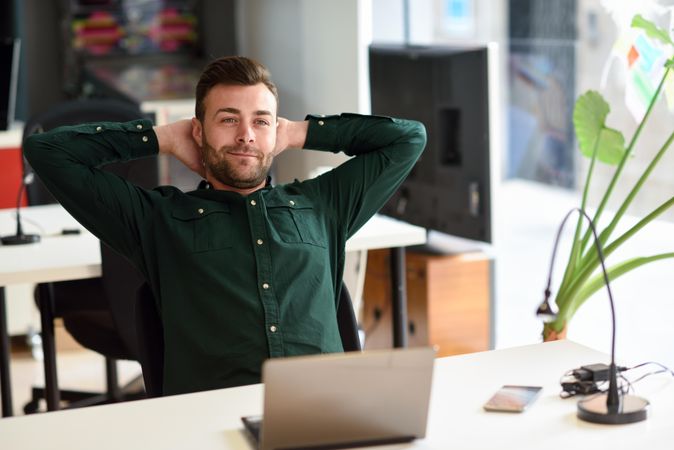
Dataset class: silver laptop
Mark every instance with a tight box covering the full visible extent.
[242,347,436,450]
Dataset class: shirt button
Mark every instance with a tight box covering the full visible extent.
[318,120,325,126]
[270,325,278,333]
[250,200,257,206]
[136,124,143,129]
[197,208,204,214]
[262,283,270,290]
[289,200,295,206]
[142,136,149,142]
[96,126,102,132]
[256,239,263,245]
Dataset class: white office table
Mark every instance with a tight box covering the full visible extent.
[1,340,671,449]
[0,204,426,417]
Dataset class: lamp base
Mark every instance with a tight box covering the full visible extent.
[0,233,41,245]
[577,393,649,424]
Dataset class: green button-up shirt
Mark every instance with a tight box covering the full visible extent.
[24,113,426,395]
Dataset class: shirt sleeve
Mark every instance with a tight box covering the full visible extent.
[300,113,427,238]
[23,119,160,268]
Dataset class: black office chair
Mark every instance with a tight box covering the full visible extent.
[22,98,158,413]
[336,282,362,353]
[136,280,362,398]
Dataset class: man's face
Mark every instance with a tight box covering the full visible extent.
[193,83,278,190]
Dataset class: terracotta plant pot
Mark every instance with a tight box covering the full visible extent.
[543,325,567,341]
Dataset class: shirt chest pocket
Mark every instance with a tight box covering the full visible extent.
[266,198,326,248]
[170,204,233,253]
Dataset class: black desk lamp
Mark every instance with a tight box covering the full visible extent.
[1,172,40,245]
[537,208,649,424]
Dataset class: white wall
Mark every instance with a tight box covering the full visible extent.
[371,0,434,44]
[236,0,372,183]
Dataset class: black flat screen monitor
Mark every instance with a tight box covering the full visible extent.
[369,44,493,243]
[0,37,20,131]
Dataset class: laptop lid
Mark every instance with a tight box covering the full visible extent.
[258,347,435,450]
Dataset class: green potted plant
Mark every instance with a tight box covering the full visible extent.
[543,14,674,340]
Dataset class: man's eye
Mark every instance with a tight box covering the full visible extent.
[221,117,237,123]
[255,119,270,126]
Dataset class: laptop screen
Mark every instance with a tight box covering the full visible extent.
[248,347,436,450]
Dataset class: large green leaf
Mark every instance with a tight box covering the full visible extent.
[596,128,626,165]
[573,91,626,165]
[632,14,673,47]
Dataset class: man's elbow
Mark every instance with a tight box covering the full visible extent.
[408,120,427,154]
[22,133,49,167]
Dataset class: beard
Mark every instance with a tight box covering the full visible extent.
[202,136,273,189]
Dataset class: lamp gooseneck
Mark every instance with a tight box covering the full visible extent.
[1,172,40,246]
[536,208,648,424]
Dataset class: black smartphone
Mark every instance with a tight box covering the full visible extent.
[483,385,543,413]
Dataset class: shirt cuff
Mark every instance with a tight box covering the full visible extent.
[303,114,340,153]
[122,119,159,159]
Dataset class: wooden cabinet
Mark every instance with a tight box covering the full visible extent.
[362,249,493,357]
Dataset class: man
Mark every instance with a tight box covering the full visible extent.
[24,56,426,395]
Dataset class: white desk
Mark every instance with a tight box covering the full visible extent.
[0,205,101,286]
[0,128,22,149]
[0,205,102,417]
[0,204,426,417]
[1,340,671,449]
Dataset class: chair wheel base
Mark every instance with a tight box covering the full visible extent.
[23,400,40,414]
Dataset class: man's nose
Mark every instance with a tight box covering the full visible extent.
[236,123,255,144]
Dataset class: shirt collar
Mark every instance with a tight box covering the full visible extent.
[196,176,273,191]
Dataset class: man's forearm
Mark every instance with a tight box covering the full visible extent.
[303,113,427,160]
[153,119,205,177]
[287,120,309,149]
[153,119,195,156]
[24,120,159,170]
[22,119,159,261]
[153,123,176,155]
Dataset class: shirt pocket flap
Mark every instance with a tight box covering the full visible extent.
[265,193,325,247]
[264,192,310,210]
[171,203,231,221]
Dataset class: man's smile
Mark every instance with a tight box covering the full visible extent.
[224,146,262,160]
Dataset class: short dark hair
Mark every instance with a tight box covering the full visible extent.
[195,56,279,121]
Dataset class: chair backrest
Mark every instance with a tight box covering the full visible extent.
[21,98,155,205]
[135,280,362,398]
[135,283,165,398]
[100,243,147,359]
[337,283,362,352]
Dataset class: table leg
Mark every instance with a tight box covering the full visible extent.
[37,283,60,411]
[389,247,408,348]
[0,287,13,417]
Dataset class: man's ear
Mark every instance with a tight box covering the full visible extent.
[191,117,203,147]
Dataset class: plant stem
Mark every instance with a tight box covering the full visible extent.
[577,143,674,273]
[597,129,674,247]
[579,66,671,252]
[557,131,601,300]
[559,195,674,320]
